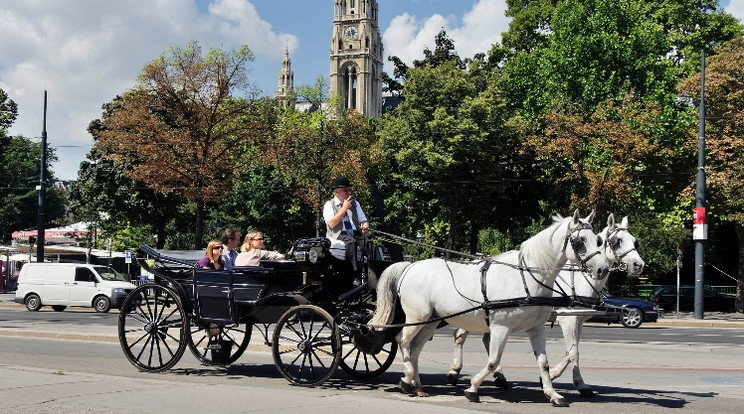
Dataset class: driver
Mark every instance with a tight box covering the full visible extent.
[322,176,370,285]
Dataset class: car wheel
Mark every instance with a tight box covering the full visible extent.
[94,296,111,313]
[51,305,67,312]
[621,307,643,328]
[25,294,42,311]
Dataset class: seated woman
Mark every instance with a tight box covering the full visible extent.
[235,231,285,266]
[198,240,226,270]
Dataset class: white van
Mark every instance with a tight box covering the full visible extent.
[14,263,137,312]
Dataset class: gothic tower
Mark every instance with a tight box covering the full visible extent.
[275,46,296,108]
[330,0,383,118]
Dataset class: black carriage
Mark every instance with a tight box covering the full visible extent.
[117,237,399,386]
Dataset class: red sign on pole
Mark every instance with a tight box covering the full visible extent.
[693,207,708,240]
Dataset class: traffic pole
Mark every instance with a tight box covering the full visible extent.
[693,50,707,320]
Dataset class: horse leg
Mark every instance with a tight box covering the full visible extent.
[397,323,425,395]
[405,322,438,397]
[480,332,509,388]
[447,328,468,385]
[549,315,577,381]
[528,324,568,407]
[569,319,593,397]
[464,326,508,403]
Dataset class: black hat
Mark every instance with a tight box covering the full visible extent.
[332,176,351,189]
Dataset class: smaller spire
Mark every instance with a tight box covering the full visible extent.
[275,44,295,108]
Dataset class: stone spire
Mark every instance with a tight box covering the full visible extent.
[275,45,295,108]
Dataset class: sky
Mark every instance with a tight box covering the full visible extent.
[1,0,743,181]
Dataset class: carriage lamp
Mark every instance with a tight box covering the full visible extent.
[294,250,308,262]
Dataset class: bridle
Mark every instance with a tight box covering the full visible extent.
[562,220,603,273]
[603,227,638,272]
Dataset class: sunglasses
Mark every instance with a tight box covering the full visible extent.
[213,246,224,250]
[252,238,264,241]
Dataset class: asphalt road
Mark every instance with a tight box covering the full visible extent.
[2,305,744,346]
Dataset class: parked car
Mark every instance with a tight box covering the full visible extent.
[649,285,736,312]
[587,293,660,328]
[14,263,136,312]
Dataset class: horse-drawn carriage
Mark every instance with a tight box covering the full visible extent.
[117,237,398,386]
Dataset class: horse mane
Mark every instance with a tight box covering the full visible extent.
[519,214,568,274]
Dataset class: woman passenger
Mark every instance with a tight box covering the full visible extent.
[235,231,285,266]
[198,240,226,270]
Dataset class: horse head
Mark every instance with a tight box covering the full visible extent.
[602,214,644,276]
[563,209,609,280]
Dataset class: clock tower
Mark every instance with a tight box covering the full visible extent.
[330,0,383,118]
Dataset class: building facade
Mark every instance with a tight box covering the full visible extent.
[329,0,383,118]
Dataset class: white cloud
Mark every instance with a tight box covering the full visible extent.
[0,0,295,180]
[383,0,509,73]
[725,0,744,22]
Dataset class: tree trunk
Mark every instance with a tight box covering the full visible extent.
[195,201,204,250]
[735,223,744,313]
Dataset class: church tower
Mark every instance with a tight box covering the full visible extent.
[275,46,296,108]
[330,0,383,118]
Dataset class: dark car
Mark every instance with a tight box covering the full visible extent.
[649,285,736,312]
[587,293,660,328]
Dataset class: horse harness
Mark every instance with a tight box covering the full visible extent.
[476,220,601,325]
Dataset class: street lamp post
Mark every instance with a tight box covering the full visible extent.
[693,49,707,320]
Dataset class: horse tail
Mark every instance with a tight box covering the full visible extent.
[369,261,410,329]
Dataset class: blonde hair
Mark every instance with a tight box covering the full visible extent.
[241,231,263,252]
[204,240,225,267]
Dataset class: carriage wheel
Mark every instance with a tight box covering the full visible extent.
[118,283,187,372]
[187,321,252,366]
[271,305,341,386]
[339,330,398,379]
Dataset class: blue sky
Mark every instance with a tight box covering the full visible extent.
[1,0,743,180]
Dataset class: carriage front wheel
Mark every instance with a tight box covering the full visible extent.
[118,283,188,372]
[271,305,341,386]
[188,321,252,365]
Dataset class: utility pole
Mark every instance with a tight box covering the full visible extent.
[36,91,48,263]
[693,50,707,320]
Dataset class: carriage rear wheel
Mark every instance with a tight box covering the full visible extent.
[271,305,341,386]
[187,321,252,366]
[339,331,397,378]
[118,283,188,372]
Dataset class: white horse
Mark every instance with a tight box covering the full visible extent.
[447,214,644,398]
[369,210,610,406]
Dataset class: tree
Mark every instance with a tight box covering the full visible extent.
[678,37,744,312]
[93,40,258,248]
[257,77,378,236]
[0,89,66,243]
[378,31,527,254]
[69,107,183,250]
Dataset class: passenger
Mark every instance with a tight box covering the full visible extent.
[323,176,371,285]
[235,231,285,266]
[221,227,241,271]
[198,240,225,270]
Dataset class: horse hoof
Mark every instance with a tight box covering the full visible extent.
[493,372,510,389]
[447,372,459,386]
[551,397,569,407]
[400,380,416,395]
[414,387,429,397]
[578,388,595,398]
[464,391,480,403]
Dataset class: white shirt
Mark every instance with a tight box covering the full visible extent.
[322,195,367,232]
